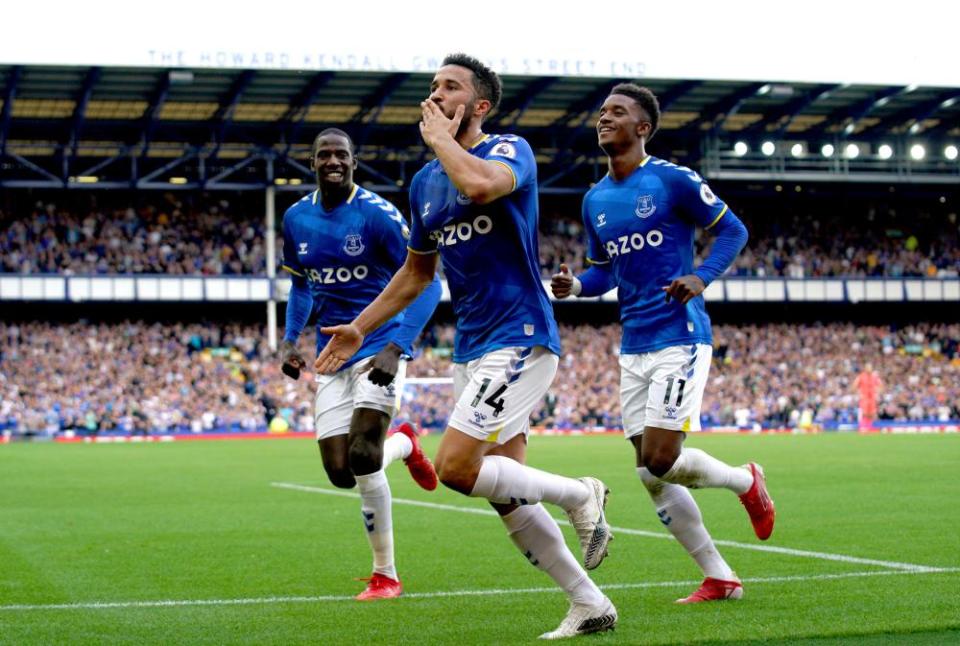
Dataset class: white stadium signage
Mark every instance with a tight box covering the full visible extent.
[1,1,956,87]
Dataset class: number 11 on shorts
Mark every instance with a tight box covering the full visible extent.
[664,377,686,407]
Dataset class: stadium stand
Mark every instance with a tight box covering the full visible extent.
[2,320,958,439]
[1,64,958,441]
[2,192,957,279]
[0,198,268,274]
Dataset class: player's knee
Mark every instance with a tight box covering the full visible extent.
[325,465,356,489]
[637,467,664,495]
[643,450,679,478]
[436,462,477,495]
[347,437,382,476]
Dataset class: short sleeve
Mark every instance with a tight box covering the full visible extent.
[482,135,536,193]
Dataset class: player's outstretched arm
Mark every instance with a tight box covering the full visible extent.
[315,251,439,374]
[419,101,514,205]
[280,272,312,379]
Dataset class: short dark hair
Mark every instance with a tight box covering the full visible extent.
[313,127,355,155]
[610,83,661,141]
[442,52,502,116]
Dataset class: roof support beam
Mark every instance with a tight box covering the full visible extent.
[0,65,23,155]
[738,83,839,137]
[209,70,256,160]
[805,86,905,139]
[866,90,960,138]
[65,66,102,177]
[352,73,410,149]
[280,71,335,158]
[489,76,558,128]
[138,71,172,162]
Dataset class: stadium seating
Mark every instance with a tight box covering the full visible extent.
[2,321,957,438]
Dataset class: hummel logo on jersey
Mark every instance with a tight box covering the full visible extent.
[343,234,365,257]
[597,213,607,227]
[635,194,656,218]
[423,202,431,217]
[298,242,309,255]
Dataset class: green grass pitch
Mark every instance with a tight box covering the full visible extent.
[2,433,958,644]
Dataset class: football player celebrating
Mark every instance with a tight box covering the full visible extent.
[280,128,442,600]
[552,84,775,604]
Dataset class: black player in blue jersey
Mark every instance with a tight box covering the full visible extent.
[552,84,775,604]
[280,128,442,600]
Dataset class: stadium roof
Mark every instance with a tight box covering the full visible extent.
[1,65,958,192]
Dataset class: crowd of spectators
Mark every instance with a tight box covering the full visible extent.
[0,199,268,275]
[3,320,958,438]
[2,197,957,279]
[538,206,960,279]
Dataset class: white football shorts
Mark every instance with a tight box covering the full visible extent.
[619,343,712,438]
[448,346,558,445]
[313,357,406,440]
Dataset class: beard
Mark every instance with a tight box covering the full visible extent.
[437,99,476,138]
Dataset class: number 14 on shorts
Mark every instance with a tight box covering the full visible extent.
[471,378,507,417]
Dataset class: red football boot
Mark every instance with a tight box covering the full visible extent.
[392,422,438,491]
[738,462,775,540]
[355,573,403,601]
[676,577,743,603]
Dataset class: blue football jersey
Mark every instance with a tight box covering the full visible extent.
[281,185,410,367]
[407,134,561,363]
[583,156,731,354]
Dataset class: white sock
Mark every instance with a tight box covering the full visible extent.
[382,432,412,468]
[638,468,734,580]
[502,504,605,606]
[659,448,753,494]
[469,455,589,511]
[354,470,397,580]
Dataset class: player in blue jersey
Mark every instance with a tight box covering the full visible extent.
[280,128,443,601]
[316,54,616,639]
[551,84,776,604]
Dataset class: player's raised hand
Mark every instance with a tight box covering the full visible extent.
[662,274,706,304]
[419,101,464,148]
[279,339,306,380]
[551,263,575,299]
[315,323,365,374]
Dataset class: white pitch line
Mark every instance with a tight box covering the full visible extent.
[271,482,945,573]
[2,568,957,612]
